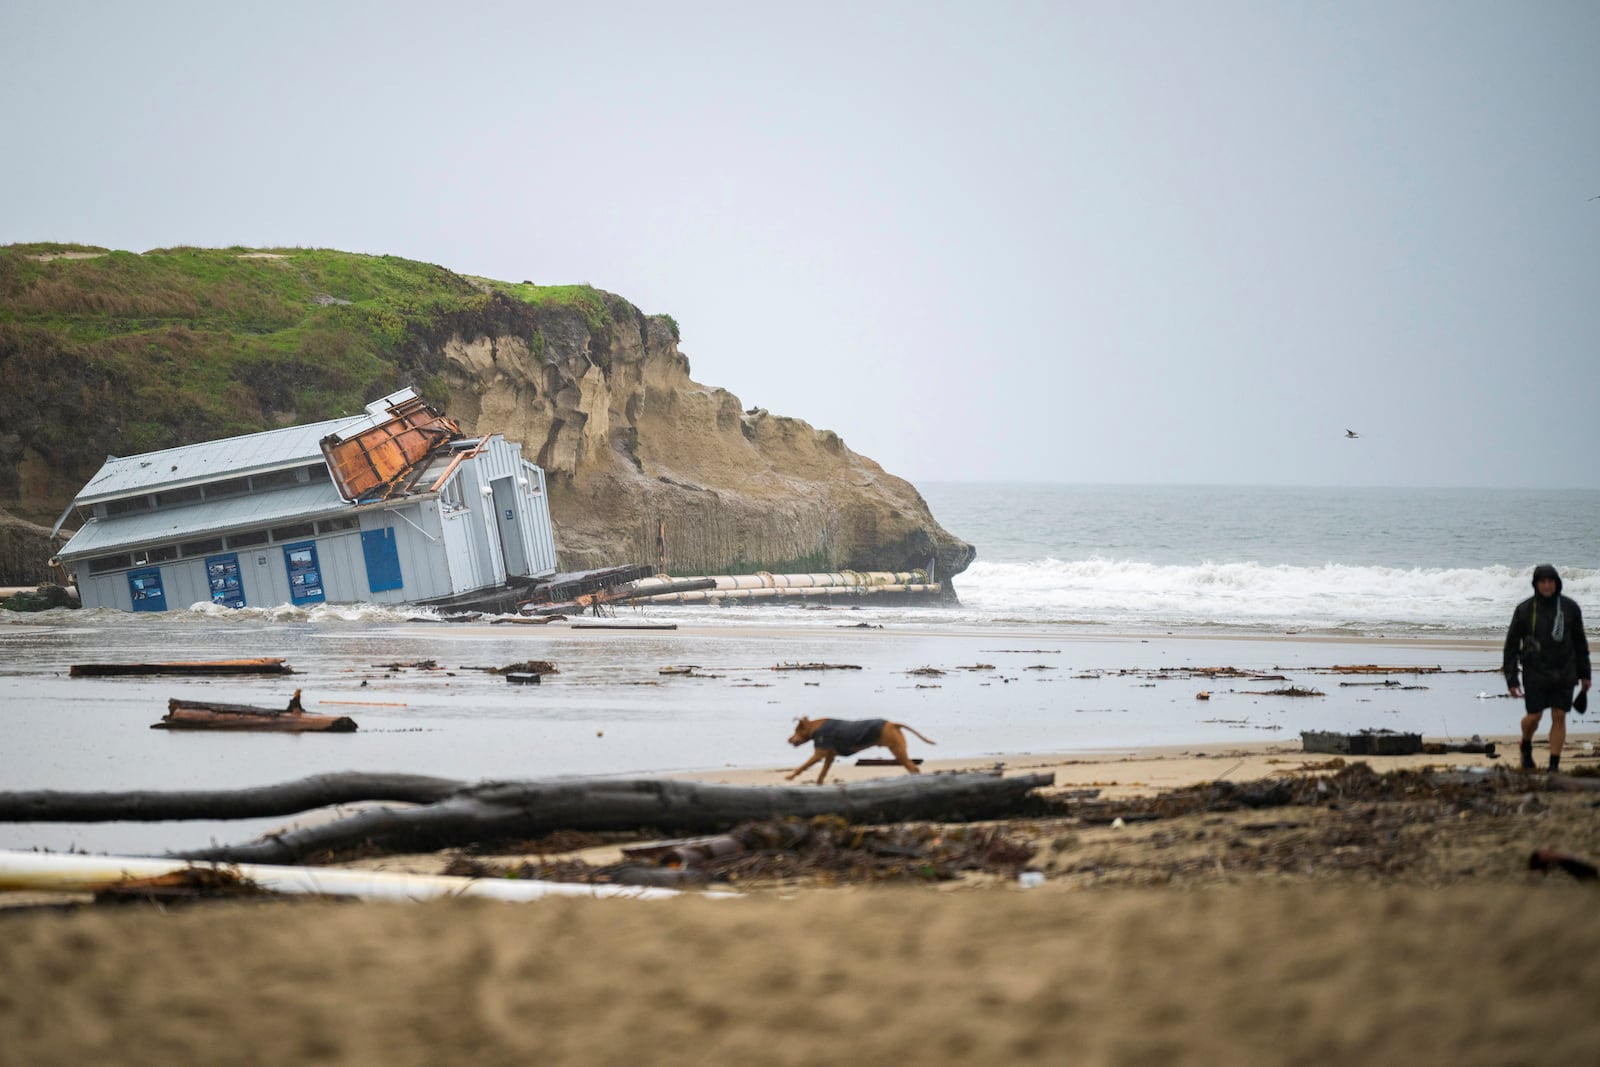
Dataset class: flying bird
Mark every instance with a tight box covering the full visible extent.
[1344,429,1360,439]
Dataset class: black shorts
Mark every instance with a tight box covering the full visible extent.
[1522,682,1573,715]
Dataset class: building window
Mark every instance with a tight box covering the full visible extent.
[205,477,250,500]
[226,530,269,549]
[317,515,360,534]
[105,496,152,516]
[89,554,133,575]
[155,486,203,508]
[270,522,315,542]
[250,468,302,491]
[132,545,178,565]
[179,537,225,558]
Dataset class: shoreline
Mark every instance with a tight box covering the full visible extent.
[670,726,1600,800]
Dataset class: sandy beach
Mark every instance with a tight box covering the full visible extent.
[3,620,1598,1063]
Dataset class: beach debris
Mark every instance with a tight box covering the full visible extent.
[378,659,441,671]
[1300,729,1421,756]
[570,620,677,630]
[1528,848,1599,882]
[506,673,542,685]
[1025,665,1057,671]
[1339,680,1430,689]
[907,666,945,677]
[491,660,559,676]
[1420,736,1497,757]
[658,665,723,678]
[1324,664,1442,675]
[153,689,358,733]
[1196,691,1211,700]
[91,865,268,904]
[1243,686,1323,697]
[471,815,1038,887]
[69,656,293,678]
[770,662,862,671]
[957,663,996,671]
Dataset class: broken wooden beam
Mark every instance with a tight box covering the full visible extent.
[153,689,358,732]
[70,657,294,678]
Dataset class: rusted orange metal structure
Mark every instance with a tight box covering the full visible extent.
[320,396,461,502]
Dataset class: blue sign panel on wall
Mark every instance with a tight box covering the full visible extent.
[361,528,404,593]
[128,567,167,612]
[282,541,326,606]
[205,553,246,608]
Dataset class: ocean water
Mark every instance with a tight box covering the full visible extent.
[608,483,1599,638]
[918,483,1600,638]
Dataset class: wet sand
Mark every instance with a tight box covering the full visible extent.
[4,622,1598,1063]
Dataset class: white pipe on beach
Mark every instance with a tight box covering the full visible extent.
[0,849,718,902]
[628,571,928,593]
[632,583,939,604]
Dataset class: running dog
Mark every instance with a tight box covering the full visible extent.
[786,716,936,784]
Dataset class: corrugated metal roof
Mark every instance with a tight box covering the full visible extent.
[74,388,429,505]
[73,415,371,505]
[58,481,354,560]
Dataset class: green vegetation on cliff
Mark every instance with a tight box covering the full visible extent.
[0,244,630,523]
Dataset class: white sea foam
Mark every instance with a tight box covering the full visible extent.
[950,558,1598,635]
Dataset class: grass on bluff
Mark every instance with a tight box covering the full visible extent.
[0,244,621,472]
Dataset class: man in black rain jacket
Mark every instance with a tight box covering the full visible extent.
[1504,564,1592,772]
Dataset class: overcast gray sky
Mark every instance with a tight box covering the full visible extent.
[3,1,1597,489]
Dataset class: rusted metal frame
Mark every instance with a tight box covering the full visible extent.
[425,433,496,495]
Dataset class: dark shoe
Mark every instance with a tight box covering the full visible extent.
[1549,755,1561,774]
[1520,741,1536,771]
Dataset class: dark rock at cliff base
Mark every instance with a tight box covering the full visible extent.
[0,510,60,588]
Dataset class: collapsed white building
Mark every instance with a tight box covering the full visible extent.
[54,389,558,612]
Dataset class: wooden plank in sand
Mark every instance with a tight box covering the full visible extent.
[70,657,294,677]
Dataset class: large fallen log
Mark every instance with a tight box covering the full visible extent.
[0,772,466,823]
[174,771,1055,866]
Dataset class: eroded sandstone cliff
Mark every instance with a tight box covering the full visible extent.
[432,293,974,591]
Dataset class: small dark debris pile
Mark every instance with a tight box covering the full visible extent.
[93,866,269,905]
[492,660,559,676]
[447,815,1037,888]
[1071,762,1535,826]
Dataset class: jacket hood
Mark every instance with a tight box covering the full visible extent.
[1532,563,1562,595]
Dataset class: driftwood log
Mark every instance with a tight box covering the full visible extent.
[0,773,465,823]
[0,771,1054,866]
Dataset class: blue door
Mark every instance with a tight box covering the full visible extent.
[283,542,326,606]
[128,567,167,612]
[361,528,404,593]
